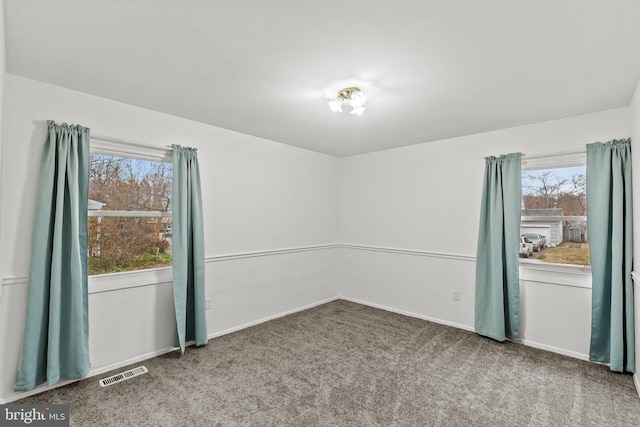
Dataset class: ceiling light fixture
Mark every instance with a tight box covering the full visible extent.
[328,87,367,115]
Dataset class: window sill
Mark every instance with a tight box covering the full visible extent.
[519,259,591,289]
[88,267,173,294]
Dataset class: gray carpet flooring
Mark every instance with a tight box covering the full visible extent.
[16,300,640,426]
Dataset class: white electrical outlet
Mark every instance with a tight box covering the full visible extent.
[205,298,212,310]
[453,291,460,301]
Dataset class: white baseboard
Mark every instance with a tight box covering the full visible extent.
[339,295,591,361]
[338,296,475,332]
[634,373,640,401]
[0,346,178,404]
[0,296,340,404]
[208,296,340,340]
[0,295,596,404]
[520,339,589,361]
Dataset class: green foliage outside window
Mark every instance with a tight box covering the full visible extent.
[88,217,171,274]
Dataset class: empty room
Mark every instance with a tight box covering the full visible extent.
[1,1,640,425]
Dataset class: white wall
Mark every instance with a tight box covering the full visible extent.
[0,0,7,400]
[631,78,640,395]
[339,108,630,358]
[0,74,339,402]
[0,71,634,403]
[633,79,640,265]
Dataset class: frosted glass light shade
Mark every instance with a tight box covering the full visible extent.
[349,91,367,108]
[328,87,367,115]
[328,99,343,112]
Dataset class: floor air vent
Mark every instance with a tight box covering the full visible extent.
[99,365,148,387]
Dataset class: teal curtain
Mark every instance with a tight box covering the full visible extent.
[475,153,522,342]
[15,121,91,391]
[587,139,634,373]
[172,145,207,352]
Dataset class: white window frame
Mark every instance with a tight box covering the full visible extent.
[88,137,174,292]
[520,151,591,288]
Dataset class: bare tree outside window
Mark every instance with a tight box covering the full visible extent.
[88,154,172,275]
[522,168,586,216]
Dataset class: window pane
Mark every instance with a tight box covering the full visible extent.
[521,166,589,266]
[522,166,586,214]
[88,217,172,274]
[89,154,172,212]
[88,154,173,275]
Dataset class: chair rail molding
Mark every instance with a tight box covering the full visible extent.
[1,244,341,293]
[339,244,476,262]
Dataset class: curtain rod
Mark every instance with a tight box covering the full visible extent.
[521,149,586,161]
[522,138,629,161]
[91,134,173,151]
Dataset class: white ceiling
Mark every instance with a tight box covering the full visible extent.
[4,1,640,157]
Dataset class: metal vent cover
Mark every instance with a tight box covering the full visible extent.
[99,365,148,387]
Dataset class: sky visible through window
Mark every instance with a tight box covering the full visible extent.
[522,166,585,196]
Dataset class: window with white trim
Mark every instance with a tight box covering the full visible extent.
[520,153,589,267]
[88,140,173,275]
